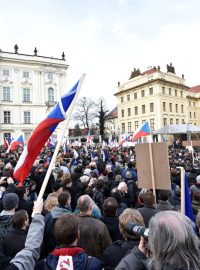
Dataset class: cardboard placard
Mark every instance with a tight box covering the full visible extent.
[182,140,200,147]
[135,142,171,190]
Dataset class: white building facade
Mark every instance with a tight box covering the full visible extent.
[0,45,68,144]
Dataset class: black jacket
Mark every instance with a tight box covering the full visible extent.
[102,239,139,269]
[100,216,123,242]
[138,205,159,227]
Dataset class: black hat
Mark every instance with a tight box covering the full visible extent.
[3,193,19,210]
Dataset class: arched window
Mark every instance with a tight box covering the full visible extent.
[48,87,54,102]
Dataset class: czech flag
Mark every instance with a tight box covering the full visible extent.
[132,121,151,141]
[14,76,84,185]
[10,135,24,151]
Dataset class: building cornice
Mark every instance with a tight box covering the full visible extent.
[114,78,190,96]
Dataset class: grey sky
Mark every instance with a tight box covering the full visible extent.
[1,0,200,109]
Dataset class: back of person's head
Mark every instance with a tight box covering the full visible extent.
[96,178,104,190]
[103,197,118,217]
[127,162,133,169]
[196,175,200,184]
[159,190,170,201]
[44,196,58,212]
[115,175,122,183]
[111,188,122,204]
[12,210,28,229]
[3,193,19,211]
[119,208,144,240]
[125,171,132,180]
[52,182,63,193]
[149,211,200,270]
[58,191,70,207]
[54,213,78,245]
[77,194,93,213]
[142,190,155,206]
[16,186,26,199]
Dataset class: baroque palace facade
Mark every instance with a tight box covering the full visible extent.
[115,64,200,136]
[0,45,68,144]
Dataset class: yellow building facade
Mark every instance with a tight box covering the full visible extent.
[115,64,200,136]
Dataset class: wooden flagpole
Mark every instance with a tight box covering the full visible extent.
[37,74,86,201]
[148,134,157,203]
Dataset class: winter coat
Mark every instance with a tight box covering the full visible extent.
[35,246,103,270]
[0,213,13,245]
[156,201,175,211]
[100,216,123,242]
[77,214,112,259]
[3,228,27,257]
[102,239,140,269]
[138,205,159,228]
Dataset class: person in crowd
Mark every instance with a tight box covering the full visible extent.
[121,161,137,182]
[124,171,138,207]
[36,213,103,270]
[42,191,71,257]
[46,182,63,199]
[43,196,58,214]
[157,190,175,211]
[77,195,112,258]
[93,179,105,212]
[138,191,159,227]
[190,175,200,199]
[116,211,200,270]
[4,199,44,270]
[16,186,34,220]
[192,191,200,216]
[103,208,144,270]
[111,188,127,215]
[100,197,123,242]
[3,210,29,258]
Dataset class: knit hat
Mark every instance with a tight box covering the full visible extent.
[3,193,19,211]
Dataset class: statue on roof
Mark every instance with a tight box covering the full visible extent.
[129,68,141,79]
[167,63,175,74]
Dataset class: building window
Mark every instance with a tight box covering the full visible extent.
[163,102,166,112]
[3,87,11,101]
[150,103,154,112]
[163,118,167,126]
[122,123,125,133]
[23,71,29,78]
[128,108,131,117]
[48,87,54,102]
[189,101,191,106]
[142,119,146,124]
[4,111,11,124]
[127,94,130,101]
[4,133,11,140]
[48,73,53,80]
[193,102,195,107]
[194,112,196,118]
[176,119,179,124]
[141,90,145,97]
[121,96,124,103]
[162,87,165,94]
[170,118,173,124]
[169,103,172,112]
[23,88,31,102]
[128,122,131,133]
[149,88,153,95]
[150,118,155,131]
[175,89,177,96]
[169,88,171,95]
[134,92,137,99]
[121,109,124,118]
[142,105,145,114]
[24,111,31,124]
[135,121,139,130]
[190,112,192,118]
[175,104,178,113]
[182,119,185,124]
[135,106,138,115]
[3,69,10,76]
[181,91,183,97]
[181,105,184,113]
[24,132,31,141]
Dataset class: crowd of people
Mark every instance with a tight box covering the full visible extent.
[0,141,200,270]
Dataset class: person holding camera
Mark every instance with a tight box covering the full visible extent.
[115,211,200,270]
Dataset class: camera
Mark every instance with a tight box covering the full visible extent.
[126,222,149,240]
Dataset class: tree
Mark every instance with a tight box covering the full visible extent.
[73,97,96,130]
[96,98,109,140]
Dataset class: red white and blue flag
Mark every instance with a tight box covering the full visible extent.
[14,77,83,185]
[132,121,151,141]
[9,135,24,151]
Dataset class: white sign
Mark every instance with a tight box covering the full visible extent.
[56,255,74,270]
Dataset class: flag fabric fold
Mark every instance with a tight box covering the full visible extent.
[14,78,82,185]
[132,121,151,141]
[184,174,194,222]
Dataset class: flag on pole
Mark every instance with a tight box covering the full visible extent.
[14,78,82,185]
[119,134,129,146]
[9,135,24,151]
[87,129,93,143]
[4,138,10,150]
[132,121,151,141]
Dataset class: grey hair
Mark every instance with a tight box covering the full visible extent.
[77,195,93,213]
[196,211,200,229]
[148,211,200,270]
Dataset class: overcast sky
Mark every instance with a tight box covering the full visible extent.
[1,0,200,110]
